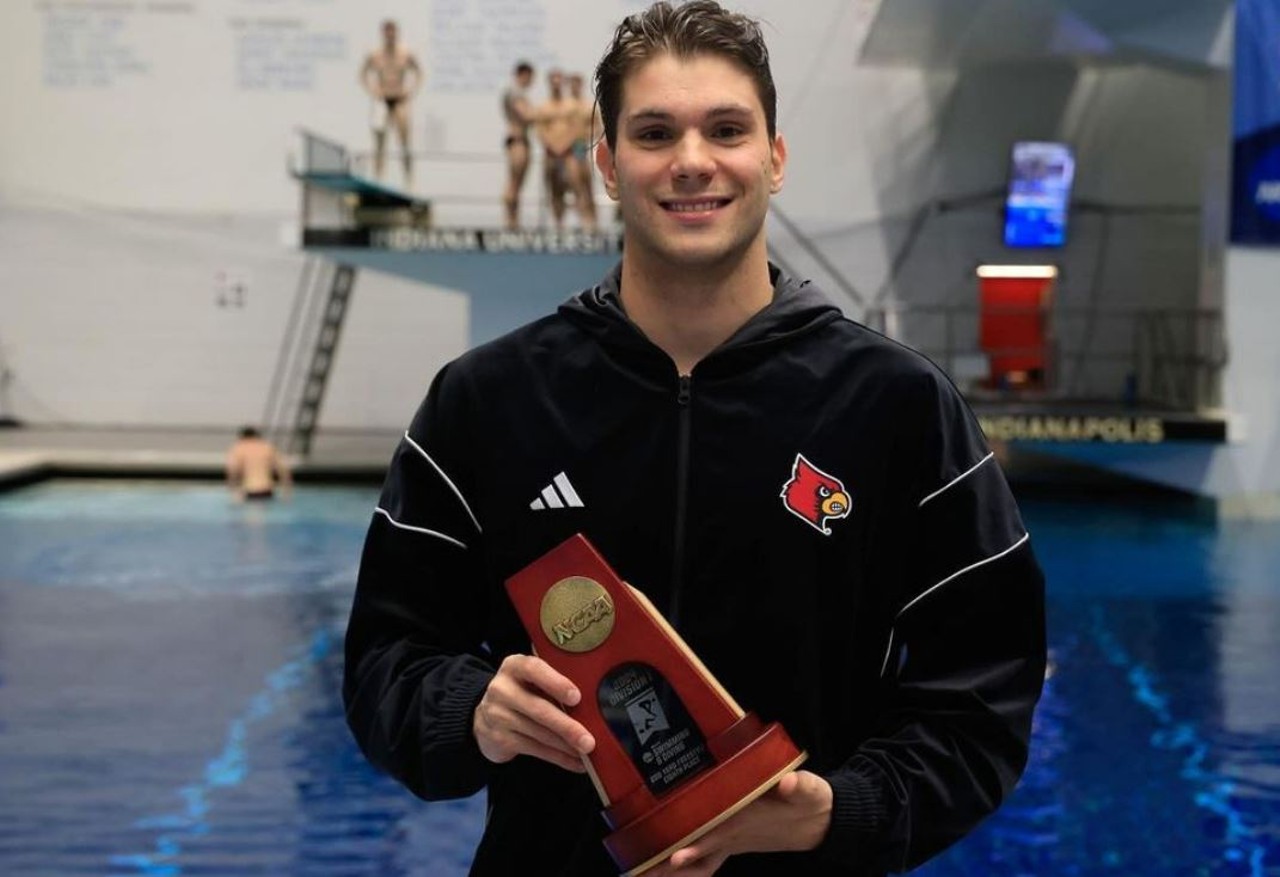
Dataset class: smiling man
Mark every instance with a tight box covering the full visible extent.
[343,3,1046,876]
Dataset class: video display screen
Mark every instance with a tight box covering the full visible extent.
[1004,141,1075,248]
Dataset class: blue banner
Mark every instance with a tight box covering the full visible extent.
[1231,0,1280,244]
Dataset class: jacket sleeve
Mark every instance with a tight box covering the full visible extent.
[342,364,498,800]
[817,368,1047,872]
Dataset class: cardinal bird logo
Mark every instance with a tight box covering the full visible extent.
[780,453,851,535]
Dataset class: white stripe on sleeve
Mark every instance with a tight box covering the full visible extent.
[897,532,1030,619]
[402,431,482,533]
[374,507,468,550]
[918,452,995,508]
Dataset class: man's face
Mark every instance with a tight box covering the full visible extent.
[549,71,564,95]
[516,68,534,88]
[382,23,397,47]
[597,53,785,273]
[568,76,583,98]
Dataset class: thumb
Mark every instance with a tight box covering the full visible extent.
[774,771,802,800]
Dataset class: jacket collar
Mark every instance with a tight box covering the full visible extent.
[559,262,842,374]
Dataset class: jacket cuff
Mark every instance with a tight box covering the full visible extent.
[424,665,495,787]
[815,758,891,866]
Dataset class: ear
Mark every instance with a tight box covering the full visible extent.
[596,138,620,201]
[769,132,787,194]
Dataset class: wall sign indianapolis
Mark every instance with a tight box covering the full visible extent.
[976,412,1228,444]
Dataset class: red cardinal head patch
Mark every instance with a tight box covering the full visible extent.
[780,454,851,535]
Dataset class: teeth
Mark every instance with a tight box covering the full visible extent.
[667,201,722,212]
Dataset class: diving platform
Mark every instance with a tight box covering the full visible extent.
[280,131,621,457]
[294,168,423,205]
[291,129,621,348]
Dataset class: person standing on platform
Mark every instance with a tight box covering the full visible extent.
[343,3,1046,876]
[533,69,580,230]
[567,72,600,233]
[502,61,537,230]
[226,427,291,502]
[360,19,423,188]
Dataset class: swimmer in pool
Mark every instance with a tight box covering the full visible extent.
[226,427,292,501]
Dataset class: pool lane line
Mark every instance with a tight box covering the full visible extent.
[107,627,335,877]
[1090,606,1267,877]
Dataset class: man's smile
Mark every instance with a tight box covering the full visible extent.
[659,197,733,215]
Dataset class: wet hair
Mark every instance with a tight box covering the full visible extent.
[514,60,534,76]
[593,0,777,149]
[239,426,261,440]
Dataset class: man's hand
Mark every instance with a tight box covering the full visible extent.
[473,654,596,773]
[645,770,833,877]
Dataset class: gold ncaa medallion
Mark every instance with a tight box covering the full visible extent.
[540,576,616,653]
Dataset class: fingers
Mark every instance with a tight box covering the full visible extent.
[502,728,587,773]
[667,838,728,871]
[474,654,596,770]
[649,769,832,872]
[506,652,581,706]
[772,770,801,800]
[648,850,729,877]
[502,655,596,751]
[486,697,584,756]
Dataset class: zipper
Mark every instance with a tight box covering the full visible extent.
[669,374,692,627]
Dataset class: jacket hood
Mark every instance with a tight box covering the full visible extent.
[558,263,843,371]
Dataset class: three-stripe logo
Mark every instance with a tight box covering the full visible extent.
[530,472,584,511]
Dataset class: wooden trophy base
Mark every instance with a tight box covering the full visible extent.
[603,715,805,876]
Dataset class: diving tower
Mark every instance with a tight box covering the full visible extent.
[277,130,620,456]
[291,129,621,347]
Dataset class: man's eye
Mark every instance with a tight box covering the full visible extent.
[637,128,670,142]
[712,124,744,139]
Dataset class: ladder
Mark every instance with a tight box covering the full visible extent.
[263,258,358,457]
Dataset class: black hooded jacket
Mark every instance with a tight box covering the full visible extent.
[343,265,1047,876]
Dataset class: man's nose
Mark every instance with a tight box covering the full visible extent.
[671,132,715,180]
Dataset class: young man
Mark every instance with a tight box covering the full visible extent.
[343,3,1045,876]
[360,20,422,187]
[501,61,537,230]
[534,69,581,230]
[225,427,291,501]
[567,72,600,232]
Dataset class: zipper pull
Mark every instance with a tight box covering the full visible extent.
[677,375,691,406]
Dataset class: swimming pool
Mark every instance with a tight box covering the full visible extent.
[0,481,1275,875]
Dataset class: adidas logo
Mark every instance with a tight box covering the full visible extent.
[530,472,584,511]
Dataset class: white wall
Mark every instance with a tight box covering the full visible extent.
[0,198,468,429]
[1211,248,1280,509]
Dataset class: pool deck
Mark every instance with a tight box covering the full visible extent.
[0,426,396,488]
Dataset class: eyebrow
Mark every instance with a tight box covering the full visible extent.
[624,104,755,124]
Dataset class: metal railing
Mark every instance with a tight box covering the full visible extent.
[292,129,613,231]
[864,304,1227,411]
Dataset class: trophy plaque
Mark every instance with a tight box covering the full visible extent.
[505,533,806,876]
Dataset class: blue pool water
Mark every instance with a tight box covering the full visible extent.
[0,481,1276,876]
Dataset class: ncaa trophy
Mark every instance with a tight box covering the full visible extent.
[505,534,806,876]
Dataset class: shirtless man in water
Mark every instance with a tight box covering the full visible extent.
[360,20,423,187]
[226,427,292,501]
[533,69,580,230]
[501,61,536,230]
